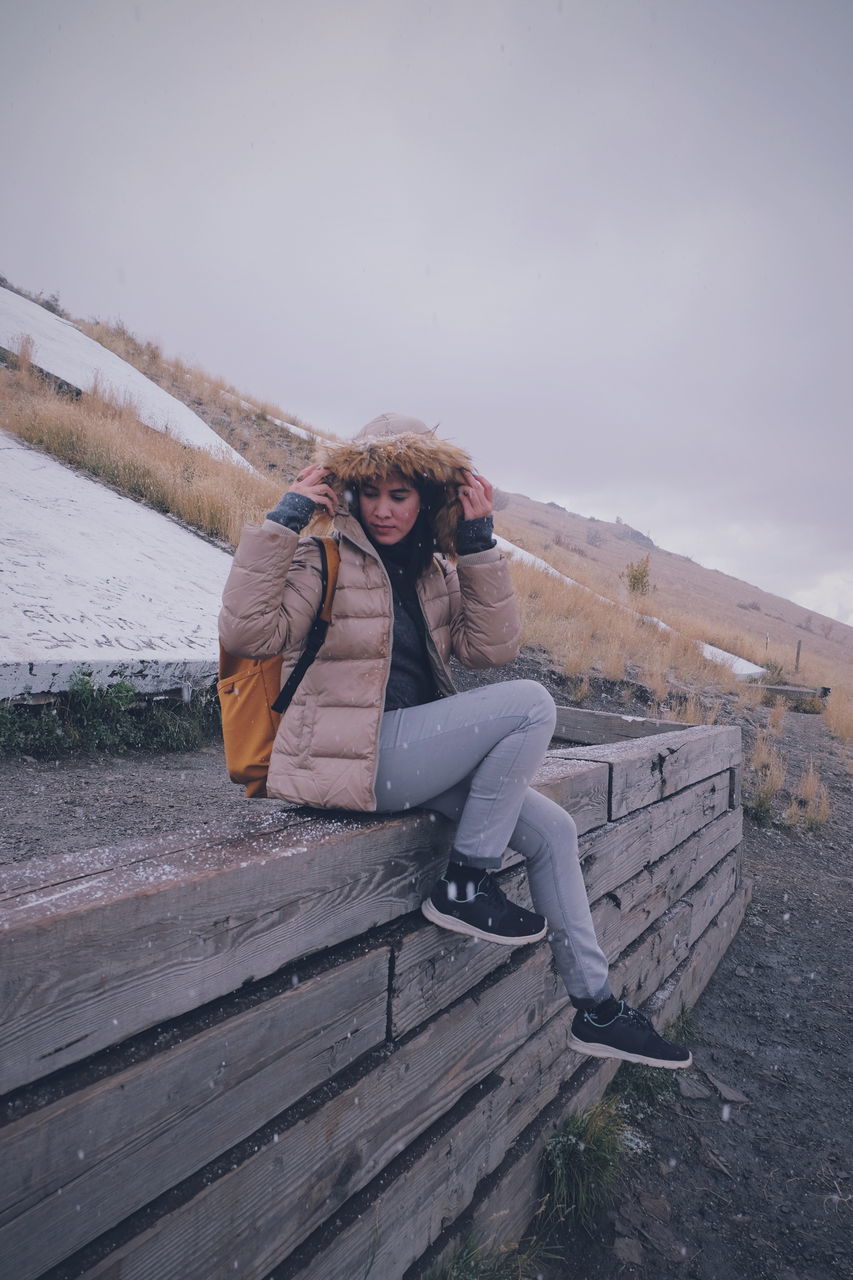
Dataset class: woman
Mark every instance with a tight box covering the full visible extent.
[219,413,690,1069]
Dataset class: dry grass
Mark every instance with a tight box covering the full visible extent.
[666,693,722,726]
[0,360,279,546]
[767,697,787,736]
[785,761,831,829]
[822,688,853,743]
[735,683,766,712]
[745,730,788,825]
[506,558,738,694]
[78,318,337,478]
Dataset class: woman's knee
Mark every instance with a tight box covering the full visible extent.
[508,679,557,733]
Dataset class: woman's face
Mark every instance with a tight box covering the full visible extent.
[358,471,421,546]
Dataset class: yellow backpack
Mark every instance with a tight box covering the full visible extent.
[217,536,341,797]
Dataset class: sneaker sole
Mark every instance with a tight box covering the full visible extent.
[421,899,548,946]
[568,1033,693,1069]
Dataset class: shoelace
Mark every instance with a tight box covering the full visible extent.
[585,1001,651,1030]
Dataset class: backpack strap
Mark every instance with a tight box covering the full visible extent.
[270,537,340,715]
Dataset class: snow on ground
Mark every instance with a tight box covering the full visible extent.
[495,535,765,679]
[0,432,230,699]
[0,286,251,468]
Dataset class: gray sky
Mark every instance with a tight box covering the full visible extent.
[3,0,852,622]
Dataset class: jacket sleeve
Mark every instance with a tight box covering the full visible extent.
[446,547,522,668]
[218,519,324,658]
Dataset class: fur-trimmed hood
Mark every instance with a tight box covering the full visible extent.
[314,413,474,556]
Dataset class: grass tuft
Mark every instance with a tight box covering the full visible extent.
[538,1097,626,1234]
[784,760,830,829]
[430,1236,556,1280]
[0,676,219,759]
[824,689,853,743]
[743,730,787,826]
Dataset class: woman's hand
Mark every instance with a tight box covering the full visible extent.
[288,464,338,516]
[458,470,493,521]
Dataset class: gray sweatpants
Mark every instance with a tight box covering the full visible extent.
[375,680,612,1007]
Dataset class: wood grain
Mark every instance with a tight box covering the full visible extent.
[0,812,446,1094]
[553,705,684,745]
[557,724,742,818]
[581,771,735,905]
[79,949,568,1280]
[0,950,390,1280]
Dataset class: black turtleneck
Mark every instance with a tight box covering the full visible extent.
[373,527,440,712]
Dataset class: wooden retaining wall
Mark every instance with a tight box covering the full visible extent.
[0,709,747,1280]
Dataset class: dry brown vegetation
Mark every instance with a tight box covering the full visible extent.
[78,318,337,479]
[0,357,280,546]
[784,760,831,829]
[3,302,851,716]
[506,558,739,694]
[496,494,853,737]
[745,730,788,824]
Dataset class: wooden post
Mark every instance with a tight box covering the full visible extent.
[795,639,802,672]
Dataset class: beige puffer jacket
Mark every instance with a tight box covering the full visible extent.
[219,507,520,809]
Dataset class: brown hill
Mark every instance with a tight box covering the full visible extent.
[494,490,853,693]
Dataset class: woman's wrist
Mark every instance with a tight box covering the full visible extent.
[456,514,496,555]
[266,490,317,533]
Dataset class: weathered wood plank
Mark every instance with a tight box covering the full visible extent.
[592,807,742,961]
[0,949,390,1280]
[443,881,751,1267]
[686,851,740,947]
[553,705,684,745]
[79,948,569,1280]
[282,1006,594,1280]
[646,879,752,1027]
[581,771,734,905]
[530,756,609,834]
[0,812,448,1094]
[214,861,723,1280]
[557,724,742,819]
[391,867,530,1039]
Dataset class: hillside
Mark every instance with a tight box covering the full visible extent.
[2,284,851,713]
[496,491,853,689]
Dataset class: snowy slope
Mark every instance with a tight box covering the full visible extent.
[0,287,251,468]
[495,536,764,679]
[0,432,231,698]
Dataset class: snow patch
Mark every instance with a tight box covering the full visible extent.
[0,287,251,468]
[0,432,230,697]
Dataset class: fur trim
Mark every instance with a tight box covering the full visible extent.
[312,427,474,556]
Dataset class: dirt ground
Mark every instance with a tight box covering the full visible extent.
[1,657,850,1280]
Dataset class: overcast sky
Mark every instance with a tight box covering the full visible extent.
[3,1,852,622]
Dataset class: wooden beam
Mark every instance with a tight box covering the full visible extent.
[0,811,449,1094]
[581,771,734,905]
[78,948,569,1280]
[0,950,390,1280]
[592,808,742,962]
[530,756,609,834]
[557,724,742,819]
[553,705,684,745]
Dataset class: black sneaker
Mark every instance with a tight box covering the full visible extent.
[421,871,548,945]
[569,1000,692,1069]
